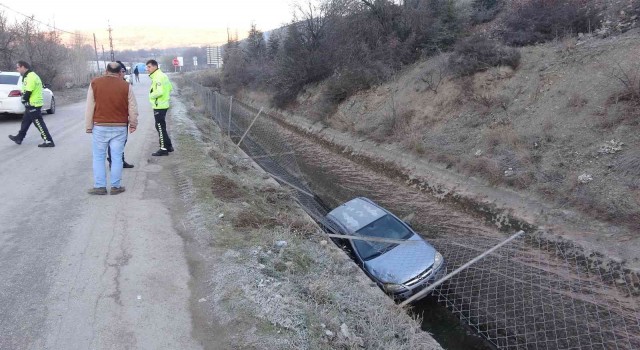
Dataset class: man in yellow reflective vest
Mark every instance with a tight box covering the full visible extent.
[146,59,174,156]
[8,60,55,147]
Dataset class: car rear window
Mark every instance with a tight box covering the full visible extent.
[354,214,412,260]
[0,75,19,85]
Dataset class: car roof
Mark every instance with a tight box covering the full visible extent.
[327,197,388,232]
[0,72,20,76]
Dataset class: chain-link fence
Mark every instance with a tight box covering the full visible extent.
[187,82,640,350]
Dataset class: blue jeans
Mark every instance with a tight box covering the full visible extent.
[92,126,127,188]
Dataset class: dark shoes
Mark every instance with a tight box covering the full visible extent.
[88,187,108,195]
[167,146,174,152]
[152,149,169,156]
[109,161,135,169]
[8,136,54,147]
[88,187,125,195]
[8,135,22,145]
[110,186,126,195]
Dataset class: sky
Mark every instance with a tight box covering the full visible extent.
[0,0,296,49]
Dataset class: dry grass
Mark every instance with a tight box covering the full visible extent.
[485,123,525,151]
[472,92,499,114]
[598,97,640,129]
[210,174,244,200]
[463,156,504,185]
[567,93,588,111]
[616,153,640,177]
[569,184,640,231]
[231,208,279,229]
[610,63,640,104]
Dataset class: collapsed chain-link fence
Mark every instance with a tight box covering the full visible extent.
[187,82,640,350]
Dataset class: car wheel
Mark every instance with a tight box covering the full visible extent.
[46,97,55,114]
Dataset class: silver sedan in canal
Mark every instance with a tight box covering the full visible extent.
[326,197,446,301]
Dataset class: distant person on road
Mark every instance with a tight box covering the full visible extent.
[146,59,174,156]
[8,60,55,147]
[106,60,135,169]
[85,62,138,195]
[133,66,140,82]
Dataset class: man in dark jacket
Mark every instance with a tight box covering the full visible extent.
[133,66,140,82]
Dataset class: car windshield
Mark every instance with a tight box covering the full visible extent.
[0,75,19,85]
[353,214,413,261]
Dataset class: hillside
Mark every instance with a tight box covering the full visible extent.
[236,28,640,272]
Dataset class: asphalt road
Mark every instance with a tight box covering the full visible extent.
[0,75,201,349]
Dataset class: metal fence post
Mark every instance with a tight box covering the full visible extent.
[228,96,233,139]
[236,107,263,147]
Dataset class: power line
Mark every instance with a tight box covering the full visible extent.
[0,3,89,39]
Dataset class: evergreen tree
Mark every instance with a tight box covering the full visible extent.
[245,24,266,63]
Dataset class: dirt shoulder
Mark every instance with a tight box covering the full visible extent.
[53,86,88,107]
[166,80,443,349]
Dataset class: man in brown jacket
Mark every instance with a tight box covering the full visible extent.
[85,62,138,195]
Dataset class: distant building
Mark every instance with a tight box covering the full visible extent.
[87,60,110,73]
[206,46,224,68]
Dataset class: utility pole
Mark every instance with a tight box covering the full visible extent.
[93,33,101,72]
[108,24,115,61]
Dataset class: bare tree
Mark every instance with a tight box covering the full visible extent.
[0,12,16,69]
[421,54,449,94]
[68,32,93,86]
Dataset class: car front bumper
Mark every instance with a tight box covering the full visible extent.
[393,263,448,302]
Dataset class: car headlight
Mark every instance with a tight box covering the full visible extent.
[433,252,444,270]
[383,283,407,293]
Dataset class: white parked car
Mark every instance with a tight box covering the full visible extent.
[0,71,55,115]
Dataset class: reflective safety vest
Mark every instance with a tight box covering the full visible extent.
[148,69,173,109]
[22,71,44,107]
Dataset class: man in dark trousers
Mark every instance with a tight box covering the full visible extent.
[8,61,55,147]
[106,61,134,168]
[133,65,140,82]
[146,59,174,156]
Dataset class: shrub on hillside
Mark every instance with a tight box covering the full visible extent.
[610,63,640,104]
[407,0,468,53]
[198,70,222,90]
[471,0,504,24]
[448,35,520,76]
[221,45,249,94]
[321,64,386,106]
[501,0,600,46]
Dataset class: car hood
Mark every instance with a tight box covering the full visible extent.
[363,234,436,284]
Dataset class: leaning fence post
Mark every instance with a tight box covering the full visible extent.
[228,96,233,139]
[400,230,526,307]
[215,92,219,121]
[206,90,210,114]
[213,91,220,122]
[236,107,263,147]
